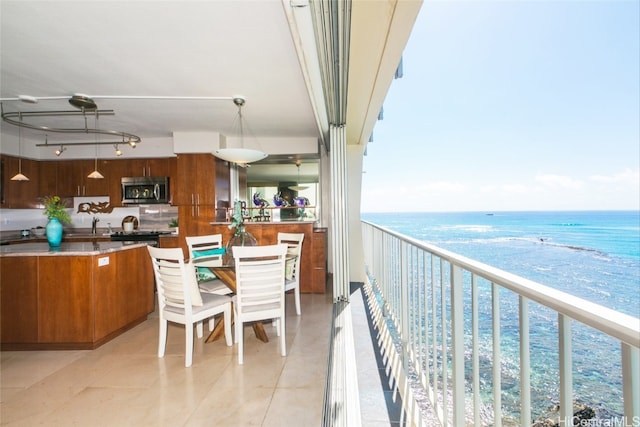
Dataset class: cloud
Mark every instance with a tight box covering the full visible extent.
[535,174,584,190]
[590,169,639,185]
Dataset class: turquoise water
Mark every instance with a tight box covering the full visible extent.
[361,210,640,420]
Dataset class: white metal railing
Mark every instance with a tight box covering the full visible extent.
[361,220,640,427]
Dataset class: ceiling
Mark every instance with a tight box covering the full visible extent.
[0,0,422,183]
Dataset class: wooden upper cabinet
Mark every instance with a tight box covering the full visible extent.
[56,159,109,198]
[174,153,216,206]
[38,160,58,199]
[3,156,176,208]
[1,155,40,208]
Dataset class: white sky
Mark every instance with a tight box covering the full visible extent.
[361,0,640,213]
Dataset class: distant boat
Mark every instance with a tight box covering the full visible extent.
[486,213,494,216]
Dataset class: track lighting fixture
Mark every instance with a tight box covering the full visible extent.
[54,145,66,156]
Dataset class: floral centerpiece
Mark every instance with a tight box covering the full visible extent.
[228,200,245,236]
[225,200,256,261]
[42,195,71,223]
[41,195,70,247]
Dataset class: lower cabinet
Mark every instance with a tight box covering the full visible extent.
[205,222,327,293]
[0,246,154,350]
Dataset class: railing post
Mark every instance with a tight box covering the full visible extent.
[519,296,531,426]
[492,282,502,427]
[400,240,410,376]
[558,314,573,427]
[472,274,481,425]
[451,264,465,426]
[622,342,639,424]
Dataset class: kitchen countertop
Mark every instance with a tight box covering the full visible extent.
[0,241,149,257]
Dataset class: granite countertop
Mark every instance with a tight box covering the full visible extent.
[0,241,149,257]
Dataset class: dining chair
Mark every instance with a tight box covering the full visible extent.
[147,246,232,367]
[232,243,288,364]
[277,232,305,315]
[185,234,232,295]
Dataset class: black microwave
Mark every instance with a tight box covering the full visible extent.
[121,177,170,204]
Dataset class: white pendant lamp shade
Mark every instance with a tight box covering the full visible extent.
[87,169,104,179]
[214,147,268,164]
[11,170,29,181]
[213,97,267,165]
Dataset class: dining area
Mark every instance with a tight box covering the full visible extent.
[148,232,308,367]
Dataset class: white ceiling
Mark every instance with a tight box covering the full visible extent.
[0,1,320,160]
[0,0,423,183]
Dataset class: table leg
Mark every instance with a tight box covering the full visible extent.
[205,316,270,343]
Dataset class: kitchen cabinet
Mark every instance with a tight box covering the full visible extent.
[38,160,58,199]
[311,228,327,293]
[56,159,110,198]
[1,156,176,209]
[174,154,230,253]
[0,244,154,349]
[174,154,216,206]
[205,222,326,293]
[0,155,40,208]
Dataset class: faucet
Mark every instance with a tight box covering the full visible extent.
[92,217,99,235]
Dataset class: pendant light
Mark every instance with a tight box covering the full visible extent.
[11,113,30,181]
[289,161,308,191]
[214,97,268,165]
[87,113,104,179]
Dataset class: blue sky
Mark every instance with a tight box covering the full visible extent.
[361,0,640,213]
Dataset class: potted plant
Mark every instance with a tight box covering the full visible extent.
[168,218,179,234]
[41,195,71,247]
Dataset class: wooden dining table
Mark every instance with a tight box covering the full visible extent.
[204,266,270,344]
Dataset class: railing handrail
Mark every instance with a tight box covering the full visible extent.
[361,219,640,349]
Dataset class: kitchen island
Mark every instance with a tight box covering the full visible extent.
[0,242,155,350]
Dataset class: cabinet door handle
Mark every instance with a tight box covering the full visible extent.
[77,185,80,196]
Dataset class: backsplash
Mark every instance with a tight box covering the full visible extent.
[0,197,178,233]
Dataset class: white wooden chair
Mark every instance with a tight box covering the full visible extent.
[147,246,232,367]
[185,234,232,295]
[232,244,288,364]
[277,232,304,315]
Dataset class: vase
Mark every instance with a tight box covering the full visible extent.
[45,218,63,247]
[224,230,257,264]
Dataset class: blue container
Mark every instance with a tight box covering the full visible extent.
[46,218,63,247]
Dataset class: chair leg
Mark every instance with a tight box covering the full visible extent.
[237,319,244,365]
[185,323,194,367]
[196,321,203,339]
[294,286,301,315]
[280,314,286,357]
[234,307,239,344]
[223,305,232,347]
[158,318,168,358]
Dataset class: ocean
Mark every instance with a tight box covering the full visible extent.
[361,210,640,421]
